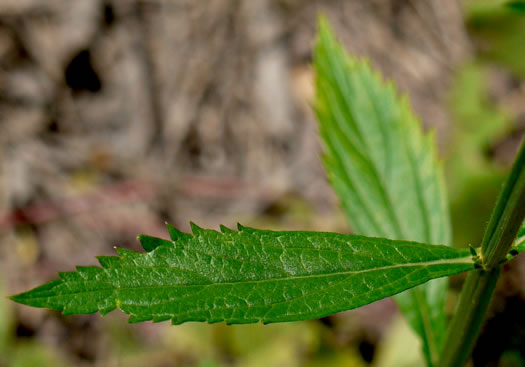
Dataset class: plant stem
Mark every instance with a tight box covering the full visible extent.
[481,142,525,268]
[437,268,500,367]
[439,138,525,367]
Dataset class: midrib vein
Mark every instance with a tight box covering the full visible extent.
[35,255,475,298]
[119,255,475,288]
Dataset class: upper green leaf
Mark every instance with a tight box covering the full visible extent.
[314,17,451,255]
[11,224,476,325]
[314,18,451,365]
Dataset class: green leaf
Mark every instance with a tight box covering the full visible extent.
[11,224,477,325]
[314,18,451,365]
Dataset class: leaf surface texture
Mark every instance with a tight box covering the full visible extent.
[12,224,475,325]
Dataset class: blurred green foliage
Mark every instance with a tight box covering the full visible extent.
[10,343,70,367]
[506,1,525,13]
[446,62,511,248]
[466,0,525,77]
[1,279,71,367]
[0,280,12,365]
[445,0,525,254]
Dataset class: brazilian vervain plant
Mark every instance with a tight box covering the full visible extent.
[10,18,525,367]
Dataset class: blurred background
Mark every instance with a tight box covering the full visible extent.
[1,0,525,366]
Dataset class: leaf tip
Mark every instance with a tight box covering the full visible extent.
[316,13,332,38]
[220,224,234,233]
[165,222,188,241]
[97,255,119,269]
[128,314,152,324]
[138,234,172,252]
[8,280,63,308]
[8,293,21,304]
[100,304,117,316]
[190,221,203,235]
